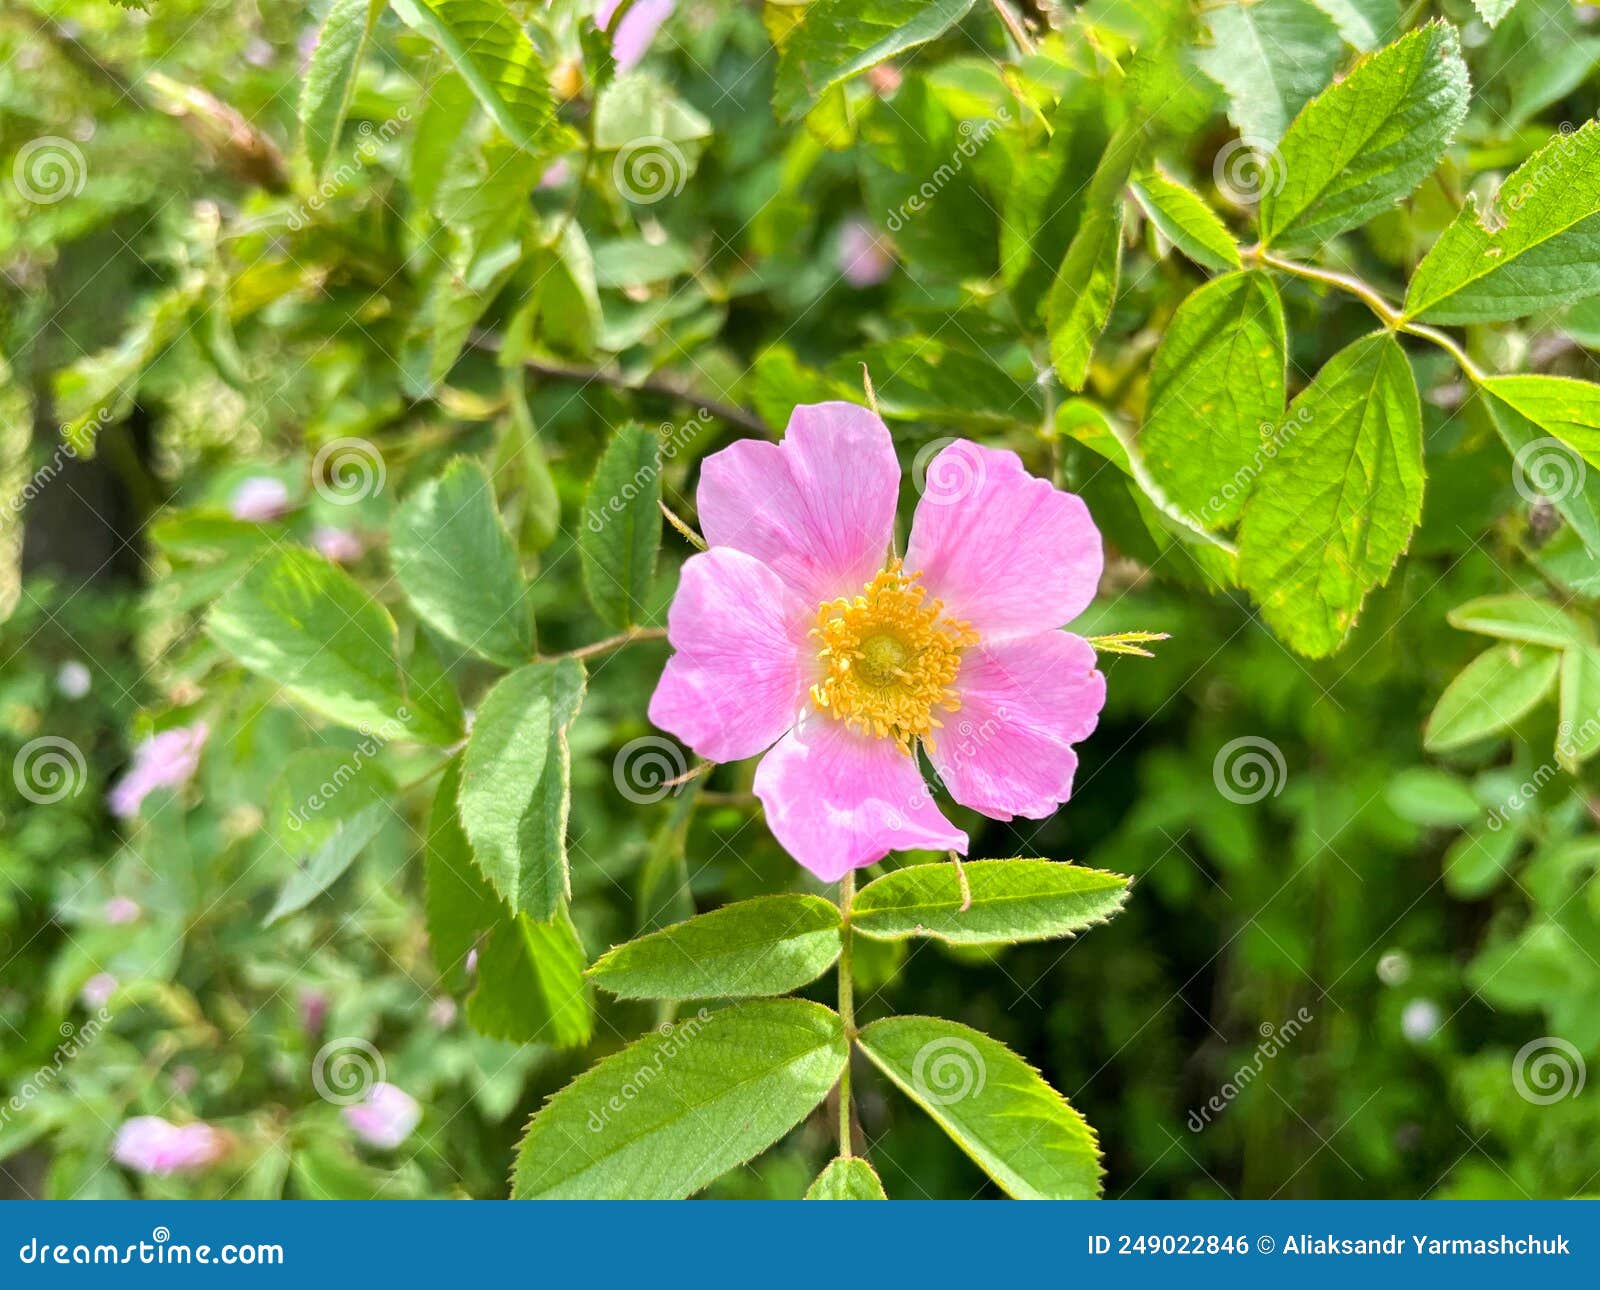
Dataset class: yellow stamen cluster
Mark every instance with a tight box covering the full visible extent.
[809,560,977,750]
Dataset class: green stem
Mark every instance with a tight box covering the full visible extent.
[837,870,857,1159]
[546,625,667,662]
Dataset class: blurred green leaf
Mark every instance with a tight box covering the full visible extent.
[580,424,662,630]
[298,0,384,184]
[1424,643,1560,752]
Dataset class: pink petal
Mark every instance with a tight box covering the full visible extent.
[753,717,966,882]
[605,0,675,72]
[930,631,1105,821]
[838,218,894,287]
[648,548,810,762]
[698,402,899,605]
[905,441,1102,639]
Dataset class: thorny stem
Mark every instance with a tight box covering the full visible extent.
[547,626,668,662]
[837,870,857,1159]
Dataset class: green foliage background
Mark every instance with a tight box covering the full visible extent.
[4,0,1600,1199]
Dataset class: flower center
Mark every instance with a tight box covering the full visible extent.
[809,560,977,750]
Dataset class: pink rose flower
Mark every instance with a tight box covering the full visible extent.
[81,972,118,1009]
[107,722,210,819]
[648,403,1106,881]
[311,525,364,563]
[342,1082,420,1149]
[596,0,674,73]
[112,1116,227,1176]
[229,475,290,522]
[837,218,894,288]
[102,896,141,925]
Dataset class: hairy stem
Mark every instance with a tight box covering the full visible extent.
[547,626,667,662]
[837,870,857,1159]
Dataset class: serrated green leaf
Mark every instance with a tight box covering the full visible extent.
[389,0,554,153]
[423,759,495,992]
[857,1015,1102,1199]
[805,1156,887,1199]
[298,0,383,184]
[590,895,841,1000]
[1559,643,1600,768]
[771,0,977,122]
[1140,271,1286,529]
[1196,0,1343,146]
[1261,22,1468,249]
[1423,642,1560,752]
[1129,168,1242,273]
[1480,375,1600,468]
[267,748,393,923]
[580,423,662,629]
[458,660,586,920]
[1405,121,1600,324]
[1238,333,1423,658]
[1048,205,1123,392]
[1447,594,1589,649]
[1471,0,1520,29]
[207,548,458,743]
[468,909,593,1048]
[1481,385,1600,556]
[391,457,533,666]
[512,999,846,1198]
[852,860,1129,946]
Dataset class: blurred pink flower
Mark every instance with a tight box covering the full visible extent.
[343,1082,420,1149]
[102,896,141,925]
[649,403,1105,881]
[539,158,573,189]
[81,972,118,1009]
[311,525,364,563]
[298,988,329,1036]
[837,219,894,287]
[112,1116,227,1176]
[428,996,458,1028]
[108,722,210,819]
[230,475,290,522]
[596,0,674,73]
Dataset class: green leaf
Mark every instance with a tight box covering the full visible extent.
[1404,121,1600,324]
[1196,0,1343,146]
[1443,825,1518,899]
[1558,643,1600,768]
[410,70,475,211]
[1140,271,1287,529]
[207,548,458,743]
[1423,643,1560,752]
[1310,0,1399,50]
[591,895,841,1000]
[1471,0,1520,30]
[423,759,495,992]
[1480,375,1600,468]
[458,660,586,920]
[1447,594,1589,649]
[469,909,593,1049]
[1129,168,1242,273]
[391,457,534,666]
[389,0,555,153]
[857,1016,1102,1200]
[1237,333,1423,658]
[579,423,662,630]
[805,1156,887,1199]
[298,0,383,184]
[1260,22,1468,249]
[771,0,978,122]
[1481,387,1600,555]
[512,999,847,1198]
[267,748,394,923]
[1048,205,1123,392]
[852,860,1129,946]
[1384,767,1481,828]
